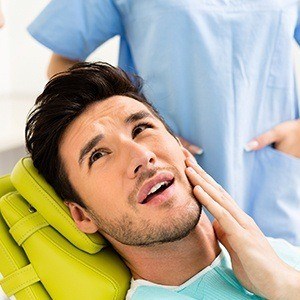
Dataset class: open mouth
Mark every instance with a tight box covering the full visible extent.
[141,178,175,204]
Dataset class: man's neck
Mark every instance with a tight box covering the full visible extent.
[109,213,221,286]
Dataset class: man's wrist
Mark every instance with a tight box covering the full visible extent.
[277,269,300,300]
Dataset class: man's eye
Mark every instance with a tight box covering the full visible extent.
[89,149,107,166]
[132,122,153,138]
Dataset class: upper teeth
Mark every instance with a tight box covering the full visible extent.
[147,181,168,196]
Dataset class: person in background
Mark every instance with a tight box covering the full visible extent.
[28,0,300,245]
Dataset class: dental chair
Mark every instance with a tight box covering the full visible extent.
[0,157,131,299]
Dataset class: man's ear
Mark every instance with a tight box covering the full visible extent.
[65,201,98,234]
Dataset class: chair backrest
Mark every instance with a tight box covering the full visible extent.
[0,157,131,299]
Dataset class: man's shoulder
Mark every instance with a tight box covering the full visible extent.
[267,237,300,270]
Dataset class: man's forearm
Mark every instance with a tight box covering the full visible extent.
[273,268,300,300]
[284,270,300,300]
[47,53,79,78]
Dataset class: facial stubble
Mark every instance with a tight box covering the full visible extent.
[87,167,203,247]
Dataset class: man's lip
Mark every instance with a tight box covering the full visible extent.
[137,172,175,204]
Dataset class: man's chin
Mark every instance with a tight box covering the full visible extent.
[90,194,202,248]
[125,199,202,247]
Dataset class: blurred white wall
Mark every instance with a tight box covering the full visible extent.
[0,0,119,176]
[0,0,119,99]
[0,0,49,97]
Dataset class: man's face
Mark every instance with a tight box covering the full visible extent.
[60,96,201,246]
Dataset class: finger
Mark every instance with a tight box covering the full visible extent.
[213,220,234,253]
[177,136,203,155]
[244,129,278,151]
[178,136,190,148]
[189,145,204,155]
[194,185,243,235]
[213,220,252,281]
[186,167,250,226]
[213,220,226,242]
[182,148,197,163]
[185,159,257,228]
[186,158,235,204]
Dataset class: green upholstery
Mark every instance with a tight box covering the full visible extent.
[0,157,131,299]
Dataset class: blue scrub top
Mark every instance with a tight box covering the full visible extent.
[28,0,300,245]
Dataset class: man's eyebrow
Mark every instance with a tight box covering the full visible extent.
[124,110,153,124]
[78,111,152,166]
[78,133,104,166]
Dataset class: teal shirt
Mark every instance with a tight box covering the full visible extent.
[126,238,300,300]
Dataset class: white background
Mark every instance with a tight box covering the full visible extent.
[0,0,119,176]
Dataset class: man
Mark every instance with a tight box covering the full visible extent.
[26,62,300,300]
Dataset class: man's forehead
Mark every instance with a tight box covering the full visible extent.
[83,96,153,123]
[61,96,155,147]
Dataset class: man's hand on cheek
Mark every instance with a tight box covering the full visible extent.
[184,157,299,300]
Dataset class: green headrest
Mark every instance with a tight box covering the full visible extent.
[10,157,106,254]
[0,175,14,198]
[0,158,130,299]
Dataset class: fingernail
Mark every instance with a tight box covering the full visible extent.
[189,145,204,155]
[187,166,196,173]
[195,185,203,192]
[187,157,197,164]
[244,140,259,152]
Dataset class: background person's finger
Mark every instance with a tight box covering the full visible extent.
[244,128,278,151]
[177,136,203,155]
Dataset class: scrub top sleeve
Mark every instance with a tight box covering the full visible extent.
[28,0,122,61]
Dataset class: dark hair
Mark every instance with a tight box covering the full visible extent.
[26,62,175,207]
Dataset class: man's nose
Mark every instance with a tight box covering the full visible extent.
[126,142,157,179]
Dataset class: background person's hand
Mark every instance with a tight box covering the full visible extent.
[245,119,300,158]
[177,136,203,156]
[184,154,300,300]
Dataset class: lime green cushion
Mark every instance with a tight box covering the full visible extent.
[0,175,14,198]
[11,157,105,254]
[0,210,50,299]
[0,157,131,299]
